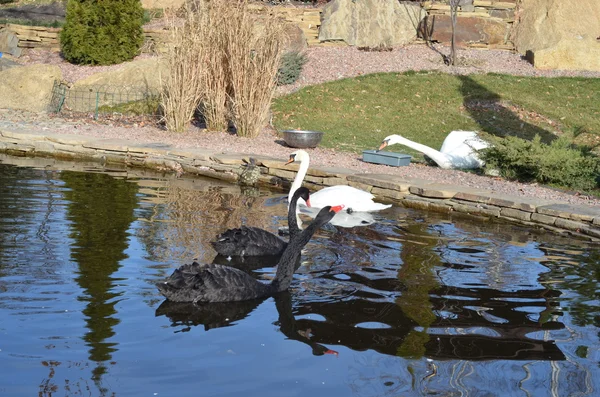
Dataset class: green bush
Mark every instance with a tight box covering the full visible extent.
[60,0,144,65]
[479,135,600,192]
[277,51,307,86]
[0,0,16,4]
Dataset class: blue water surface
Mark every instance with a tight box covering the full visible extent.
[0,154,599,397]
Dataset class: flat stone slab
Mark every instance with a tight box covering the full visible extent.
[453,187,495,203]
[168,148,213,161]
[314,166,354,178]
[500,207,532,221]
[260,158,330,177]
[488,193,558,212]
[409,183,459,199]
[537,203,600,222]
[211,153,246,165]
[44,132,93,146]
[0,129,47,141]
[128,142,172,155]
[243,154,286,165]
[347,173,412,192]
[83,138,130,152]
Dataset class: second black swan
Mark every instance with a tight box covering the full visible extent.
[210,187,311,257]
[156,204,343,303]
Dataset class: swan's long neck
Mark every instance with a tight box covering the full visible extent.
[271,215,324,292]
[287,191,301,239]
[390,136,452,169]
[288,156,309,204]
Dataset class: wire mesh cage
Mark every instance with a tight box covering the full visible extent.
[50,80,161,121]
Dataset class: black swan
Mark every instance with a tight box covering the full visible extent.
[210,187,311,257]
[156,204,343,303]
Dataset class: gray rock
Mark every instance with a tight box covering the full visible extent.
[0,57,21,71]
[0,30,21,58]
[513,0,600,71]
[319,0,425,48]
[0,64,62,112]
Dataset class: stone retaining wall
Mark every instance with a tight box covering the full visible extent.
[1,2,516,54]
[421,0,517,50]
[1,128,598,241]
[0,23,168,55]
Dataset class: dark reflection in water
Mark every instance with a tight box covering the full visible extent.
[61,171,138,387]
[156,291,339,356]
[1,155,599,397]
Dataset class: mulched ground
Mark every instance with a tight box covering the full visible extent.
[0,1,65,23]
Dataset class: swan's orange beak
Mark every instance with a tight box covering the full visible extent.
[305,198,311,207]
[378,140,388,151]
[330,204,345,213]
[285,154,296,165]
[324,349,339,356]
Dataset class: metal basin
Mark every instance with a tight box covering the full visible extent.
[281,130,324,149]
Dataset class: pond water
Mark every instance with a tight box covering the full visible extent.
[1,154,599,397]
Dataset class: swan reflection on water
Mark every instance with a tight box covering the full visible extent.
[298,206,378,229]
[155,291,339,357]
[156,281,566,362]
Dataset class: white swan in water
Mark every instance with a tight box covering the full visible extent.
[379,130,489,169]
[286,150,391,213]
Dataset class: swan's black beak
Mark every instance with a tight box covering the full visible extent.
[285,154,296,165]
[378,140,389,152]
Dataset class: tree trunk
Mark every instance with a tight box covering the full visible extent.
[449,0,459,66]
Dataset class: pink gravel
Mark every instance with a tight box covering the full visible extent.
[4,45,600,207]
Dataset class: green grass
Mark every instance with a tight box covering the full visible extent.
[97,97,161,116]
[271,71,600,162]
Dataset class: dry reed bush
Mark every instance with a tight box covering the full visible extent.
[160,0,285,136]
[159,3,204,132]
[194,0,230,132]
[224,1,285,138]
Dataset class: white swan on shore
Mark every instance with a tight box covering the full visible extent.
[286,150,391,213]
[379,130,489,169]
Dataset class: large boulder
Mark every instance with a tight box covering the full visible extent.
[68,57,168,112]
[282,23,307,54]
[512,0,600,71]
[319,0,425,47]
[0,64,61,112]
[533,39,600,71]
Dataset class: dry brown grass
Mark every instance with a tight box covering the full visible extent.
[195,0,230,132]
[159,0,285,136]
[224,1,285,138]
[159,4,204,132]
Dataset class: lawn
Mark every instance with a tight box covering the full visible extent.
[271,72,600,162]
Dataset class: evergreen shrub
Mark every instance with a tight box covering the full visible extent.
[479,135,600,192]
[60,0,144,65]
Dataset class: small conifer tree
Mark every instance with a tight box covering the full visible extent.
[61,0,144,65]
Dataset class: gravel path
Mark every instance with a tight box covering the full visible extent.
[2,45,600,207]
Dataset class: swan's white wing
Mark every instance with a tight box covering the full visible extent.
[312,185,375,203]
[309,185,391,212]
[440,130,480,154]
